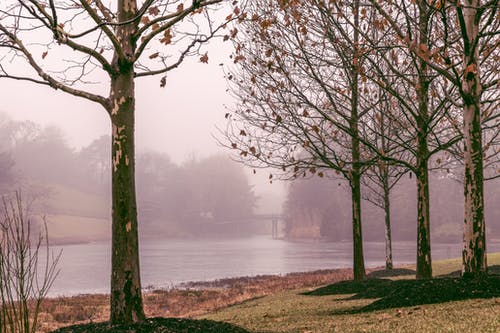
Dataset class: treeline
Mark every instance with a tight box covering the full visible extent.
[0,114,257,238]
[284,175,500,243]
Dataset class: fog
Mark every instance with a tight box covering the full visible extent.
[0,38,286,220]
[0,42,229,160]
[2,111,500,245]
[0,5,496,277]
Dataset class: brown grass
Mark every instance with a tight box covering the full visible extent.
[36,267,357,332]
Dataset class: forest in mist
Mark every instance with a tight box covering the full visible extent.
[285,175,500,243]
[1,112,500,245]
[0,113,261,242]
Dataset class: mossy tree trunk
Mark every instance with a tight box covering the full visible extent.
[107,0,145,324]
[459,0,487,277]
[414,1,432,279]
[415,157,431,279]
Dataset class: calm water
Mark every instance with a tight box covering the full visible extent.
[47,236,500,296]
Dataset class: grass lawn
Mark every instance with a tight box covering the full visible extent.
[202,253,500,333]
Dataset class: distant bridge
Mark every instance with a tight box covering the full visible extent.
[254,214,284,239]
[213,214,284,239]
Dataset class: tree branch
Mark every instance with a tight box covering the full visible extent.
[0,25,110,109]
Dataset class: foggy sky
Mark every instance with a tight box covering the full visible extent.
[0,38,285,206]
[0,42,227,161]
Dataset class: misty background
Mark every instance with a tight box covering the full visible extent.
[1,38,500,296]
[0,109,500,246]
[0,35,499,247]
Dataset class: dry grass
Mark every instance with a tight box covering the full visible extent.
[36,254,500,332]
[203,253,500,333]
[36,268,355,332]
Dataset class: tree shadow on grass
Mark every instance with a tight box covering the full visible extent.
[302,268,415,298]
[49,317,252,333]
[438,265,500,278]
[304,274,500,314]
[302,278,393,297]
[367,268,416,278]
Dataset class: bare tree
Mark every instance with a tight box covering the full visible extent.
[440,0,499,276]
[0,0,239,323]
[0,192,60,333]
[222,0,378,280]
[360,91,409,270]
[369,0,500,276]
[353,0,461,279]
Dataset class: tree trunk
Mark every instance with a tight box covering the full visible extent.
[378,108,393,271]
[460,0,486,277]
[350,170,366,280]
[415,1,432,279]
[108,0,145,324]
[349,0,365,281]
[109,68,145,324]
[415,160,431,278]
[415,72,432,279]
[462,100,486,276]
[382,169,393,270]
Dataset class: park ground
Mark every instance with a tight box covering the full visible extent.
[44,253,500,333]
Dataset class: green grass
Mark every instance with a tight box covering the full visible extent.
[202,253,500,333]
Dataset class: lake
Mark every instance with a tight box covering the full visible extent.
[47,236,500,296]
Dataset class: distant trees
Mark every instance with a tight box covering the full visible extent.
[284,178,350,240]
[138,154,257,236]
[283,173,500,245]
[0,0,241,322]
[13,126,78,186]
[137,153,258,235]
[0,153,15,194]
[0,115,257,237]
[79,135,112,191]
[180,155,256,225]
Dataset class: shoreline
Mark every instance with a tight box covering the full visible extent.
[37,251,500,333]
[38,266,387,332]
[49,234,500,247]
[46,264,409,298]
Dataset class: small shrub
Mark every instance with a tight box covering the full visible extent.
[0,192,61,333]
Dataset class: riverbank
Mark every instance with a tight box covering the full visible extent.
[37,266,367,332]
[38,254,500,333]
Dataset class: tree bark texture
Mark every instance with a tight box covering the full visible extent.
[350,170,366,280]
[415,1,432,279]
[108,0,145,324]
[415,160,431,278]
[378,109,393,271]
[382,170,393,270]
[109,69,145,324]
[349,0,366,281]
[415,79,432,279]
[460,0,487,276]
